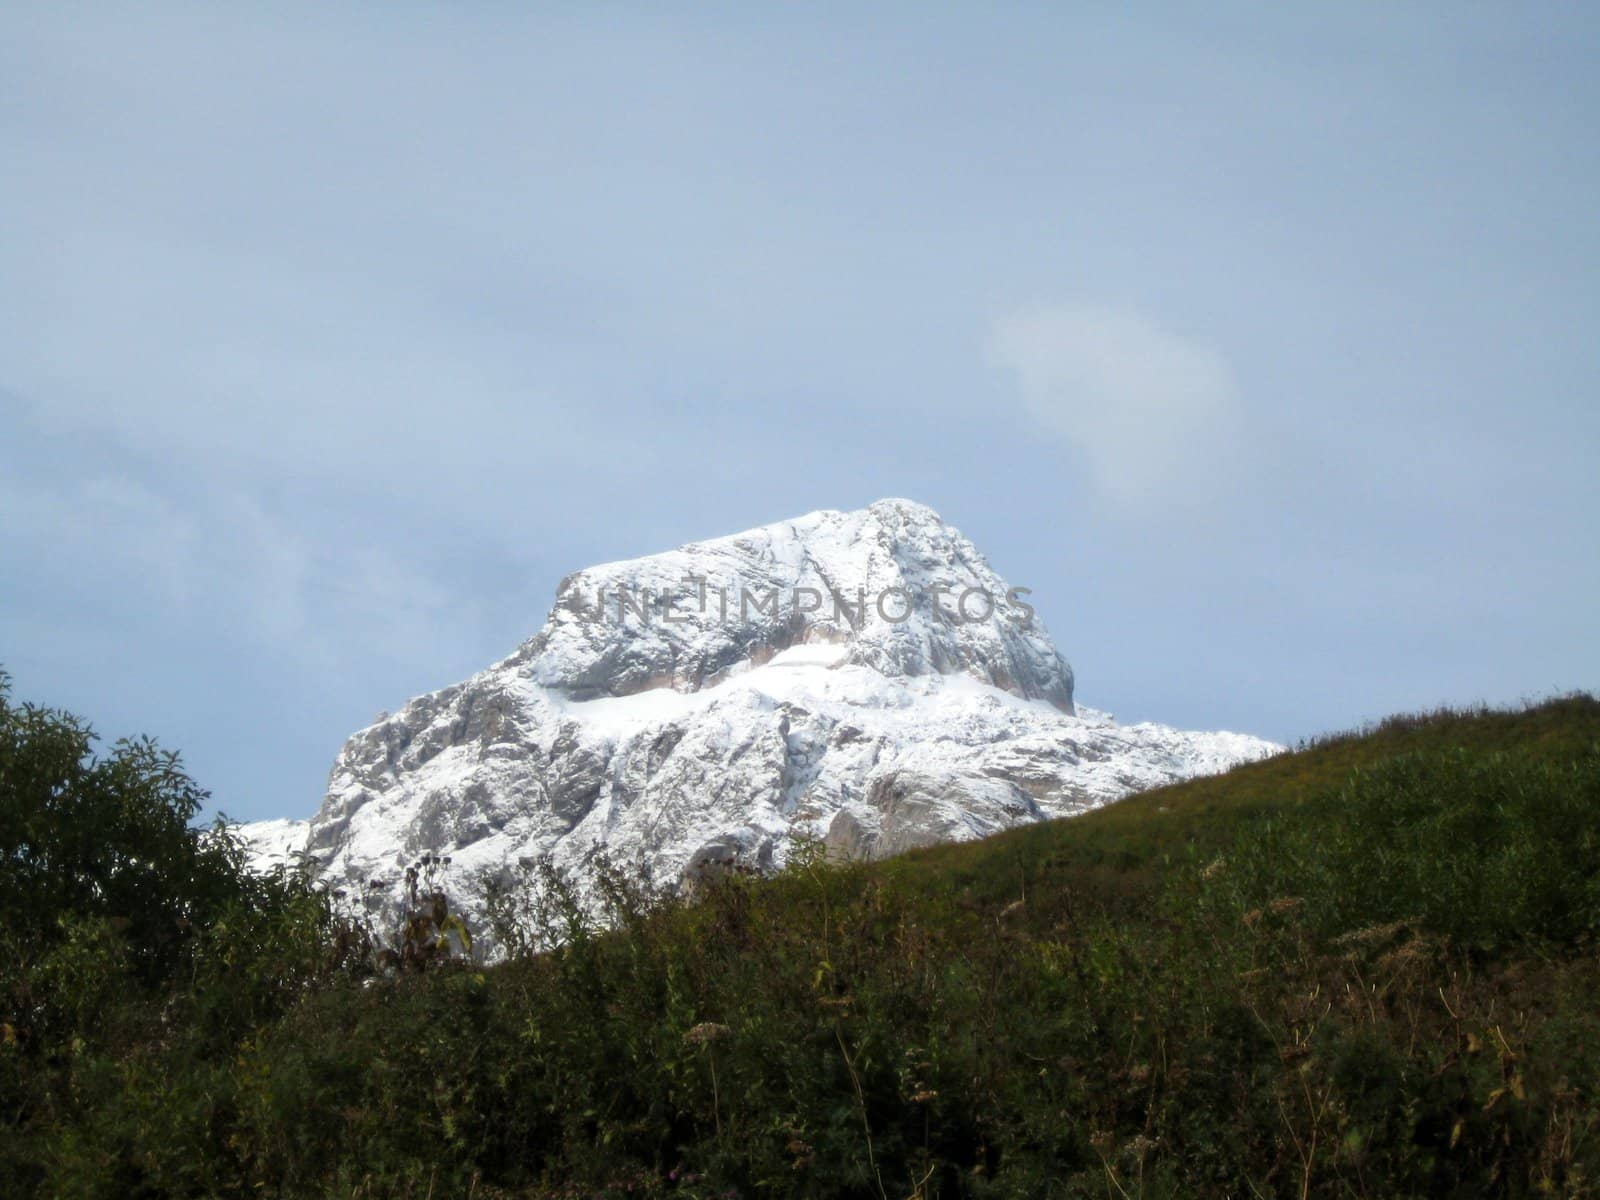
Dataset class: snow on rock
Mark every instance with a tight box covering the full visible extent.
[233,817,310,872]
[518,499,1073,708]
[239,499,1280,936]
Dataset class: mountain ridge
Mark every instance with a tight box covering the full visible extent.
[240,500,1278,927]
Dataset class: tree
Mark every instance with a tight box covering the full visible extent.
[0,669,254,986]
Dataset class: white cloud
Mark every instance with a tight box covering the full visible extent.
[988,305,1242,506]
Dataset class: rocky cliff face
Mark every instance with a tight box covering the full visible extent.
[241,500,1277,930]
[514,499,1073,708]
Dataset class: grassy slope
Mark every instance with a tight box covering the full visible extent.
[900,696,1600,910]
[27,696,1600,1199]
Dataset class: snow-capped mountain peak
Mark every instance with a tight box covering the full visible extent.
[240,501,1277,935]
[517,498,1073,710]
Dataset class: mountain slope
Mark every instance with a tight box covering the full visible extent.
[242,500,1277,921]
[229,696,1600,1198]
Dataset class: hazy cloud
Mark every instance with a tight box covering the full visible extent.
[988,306,1242,507]
[0,468,481,678]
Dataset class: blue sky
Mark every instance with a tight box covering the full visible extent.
[3,4,1596,822]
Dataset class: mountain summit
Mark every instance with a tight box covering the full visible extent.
[522,498,1072,708]
[243,501,1277,926]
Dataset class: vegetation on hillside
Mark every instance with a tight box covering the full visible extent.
[3,669,1599,1197]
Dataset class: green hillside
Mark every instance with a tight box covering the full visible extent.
[5,681,1599,1198]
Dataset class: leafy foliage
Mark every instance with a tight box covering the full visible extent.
[4,673,1600,1197]
[0,670,247,983]
[0,670,353,1196]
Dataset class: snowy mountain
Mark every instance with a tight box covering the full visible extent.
[240,499,1278,929]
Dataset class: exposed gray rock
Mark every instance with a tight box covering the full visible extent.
[239,500,1280,941]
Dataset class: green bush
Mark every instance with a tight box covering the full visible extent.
[1211,746,1600,950]
[0,671,351,1196]
[4,674,1600,1197]
[0,671,245,986]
